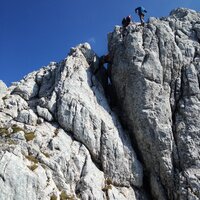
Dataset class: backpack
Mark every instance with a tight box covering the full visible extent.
[122,17,127,27]
[126,16,131,24]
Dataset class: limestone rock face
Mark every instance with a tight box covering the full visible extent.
[108,8,200,200]
[0,8,200,200]
[0,43,142,200]
[0,80,7,98]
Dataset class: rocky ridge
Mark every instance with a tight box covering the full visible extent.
[0,8,199,200]
[108,8,200,200]
[0,44,142,200]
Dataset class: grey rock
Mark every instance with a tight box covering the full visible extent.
[70,43,96,64]
[0,80,7,98]
[194,23,200,40]
[36,65,57,98]
[2,95,28,118]
[56,45,142,187]
[12,131,26,141]
[107,186,137,200]
[36,105,54,122]
[0,8,199,200]
[0,151,44,200]
[12,74,39,100]
[0,42,143,199]
[108,7,200,200]
[16,109,38,125]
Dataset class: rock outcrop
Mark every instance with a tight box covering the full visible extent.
[0,44,142,200]
[0,80,7,98]
[0,7,199,200]
[108,8,200,200]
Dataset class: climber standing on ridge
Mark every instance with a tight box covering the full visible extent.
[122,15,132,28]
[135,6,147,26]
[121,15,132,37]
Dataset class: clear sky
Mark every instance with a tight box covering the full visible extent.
[1,0,200,86]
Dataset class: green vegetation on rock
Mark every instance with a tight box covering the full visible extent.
[0,128,9,135]
[12,125,24,133]
[28,164,38,171]
[60,191,75,200]
[25,155,39,164]
[50,194,57,200]
[25,132,35,141]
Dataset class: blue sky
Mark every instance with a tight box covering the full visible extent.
[1,0,200,86]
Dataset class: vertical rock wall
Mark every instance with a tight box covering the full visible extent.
[108,8,200,200]
[0,7,199,200]
[0,44,143,200]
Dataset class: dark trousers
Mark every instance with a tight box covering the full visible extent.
[139,13,144,25]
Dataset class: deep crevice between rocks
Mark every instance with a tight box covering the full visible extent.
[119,110,153,200]
[170,65,186,199]
[0,174,5,182]
[93,57,154,199]
[171,72,184,172]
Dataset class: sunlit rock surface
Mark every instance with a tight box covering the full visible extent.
[108,8,200,200]
[0,8,199,200]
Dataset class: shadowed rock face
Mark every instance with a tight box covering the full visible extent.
[0,8,199,200]
[108,8,200,200]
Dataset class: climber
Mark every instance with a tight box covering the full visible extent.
[122,15,132,28]
[121,15,132,37]
[99,54,112,66]
[100,54,112,83]
[96,54,114,103]
[135,6,147,26]
[95,53,112,88]
[94,54,117,109]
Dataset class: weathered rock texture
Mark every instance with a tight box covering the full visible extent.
[0,7,199,200]
[0,43,142,200]
[0,80,7,98]
[108,8,200,200]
